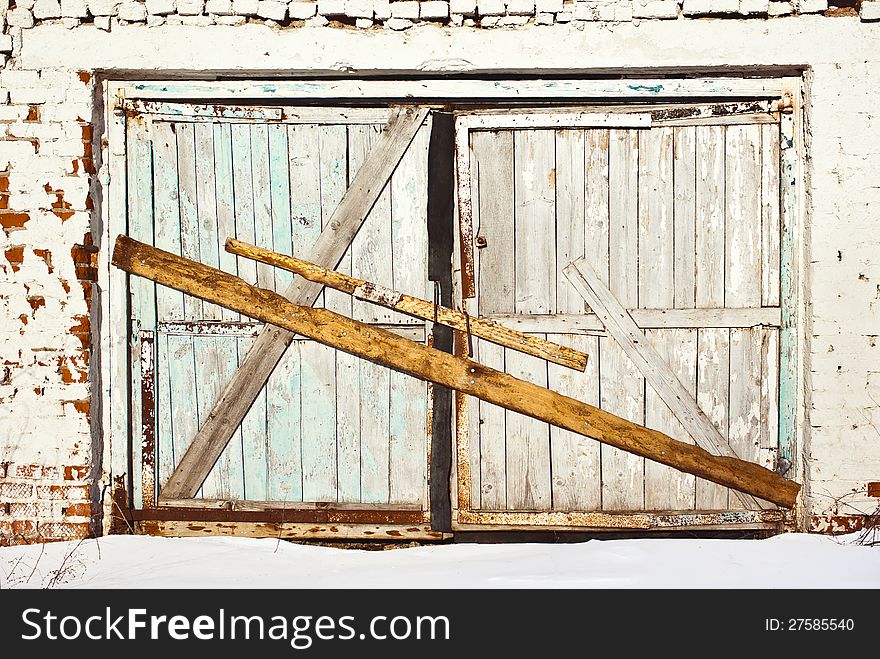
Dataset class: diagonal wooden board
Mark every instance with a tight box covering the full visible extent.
[562,258,767,510]
[113,235,801,508]
[159,107,430,500]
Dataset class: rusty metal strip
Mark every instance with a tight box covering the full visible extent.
[454,115,476,300]
[126,507,429,525]
[139,330,156,509]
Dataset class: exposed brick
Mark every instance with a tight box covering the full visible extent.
[36,484,90,501]
[64,465,91,481]
[0,212,30,230]
[39,521,91,539]
[287,0,317,16]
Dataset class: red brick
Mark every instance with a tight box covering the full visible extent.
[64,465,90,481]
[0,212,29,229]
[12,520,37,536]
[36,484,89,501]
[64,502,91,517]
[0,482,33,499]
[39,521,90,540]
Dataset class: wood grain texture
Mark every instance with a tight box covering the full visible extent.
[475,339,506,510]
[158,108,428,500]
[114,235,801,509]
[563,259,764,510]
[695,125,725,309]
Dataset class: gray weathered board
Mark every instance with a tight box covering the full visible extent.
[127,112,432,507]
[462,120,781,514]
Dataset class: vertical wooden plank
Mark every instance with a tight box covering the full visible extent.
[728,327,763,510]
[504,345,551,510]
[548,333,601,511]
[266,343,303,502]
[176,122,202,320]
[584,128,610,289]
[638,127,675,310]
[554,128,586,313]
[673,126,697,309]
[760,327,780,476]
[389,370,427,505]
[127,118,154,508]
[268,124,293,293]
[725,124,762,308]
[319,125,350,315]
[761,123,781,307]
[514,129,556,315]
[197,336,245,499]
[290,124,336,503]
[231,123,257,286]
[472,130,515,314]
[156,333,175,492]
[194,122,221,320]
[695,125,725,309]
[695,328,730,509]
[300,340,337,502]
[238,335,268,500]
[644,329,697,511]
[360,358,390,504]
[604,128,642,510]
[476,340,506,510]
[167,334,198,476]
[213,122,239,321]
[608,129,639,308]
[353,124,394,323]
[778,111,798,476]
[250,123,275,290]
[151,121,184,319]
[599,336,645,511]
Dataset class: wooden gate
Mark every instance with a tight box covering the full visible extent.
[452,104,796,531]
[124,103,440,539]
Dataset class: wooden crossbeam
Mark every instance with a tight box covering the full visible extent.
[113,235,801,509]
[158,107,430,500]
[563,258,767,510]
[225,238,588,371]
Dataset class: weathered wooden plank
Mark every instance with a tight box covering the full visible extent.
[113,235,802,508]
[673,126,697,309]
[159,108,428,500]
[289,124,324,306]
[320,125,350,315]
[193,122,222,320]
[360,357,391,504]
[563,259,764,510]
[231,122,257,287]
[238,335,268,501]
[268,124,292,293]
[196,336,245,500]
[725,124,762,308]
[176,122,202,321]
[352,125,394,323]
[638,127,675,310]
[476,339,506,510]
[644,329,697,511]
[156,333,175,493]
[226,239,589,371]
[472,130,515,314]
[761,123,781,307]
[167,334,199,476]
[608,129,639,309]
[652,113,779,127]
[213,122,239,322]
[695,125,725,309]
[151,121,184,320]
[504,345,552,510]
[124,78,791,101]
[584,128,610,289]
[389,369,427,505]
[728,328,763,510]
[514,129,556,315]
[548,333,601,511]
[145,521,444,541]
[554,128,586,313]
[484,307,781,333]
[300,341,337,502]
[250,124,275,291]
[598,336,645,511]
[760,327,780,477]
[159,498,422,511]
[695,328,730,510]
[604,127,642,509]
[266,342,302,503]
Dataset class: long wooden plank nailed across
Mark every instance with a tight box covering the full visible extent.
[113,235,801,509]
[158,108,429,500]
[225,239,588,371]
[562,258,766,510]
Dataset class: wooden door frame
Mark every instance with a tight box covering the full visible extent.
[99,75,805,537]
[449,80,805,532]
